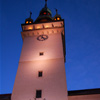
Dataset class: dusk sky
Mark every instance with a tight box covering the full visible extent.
[1,0,100,94]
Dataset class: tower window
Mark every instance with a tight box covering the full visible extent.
[29,21,32,23]
[36,90,42,98]
[57,17,60,20]
[39,52,44,56]
[54,18,56,21]
[38,71,43,77]
[43,12,46,15]
[26,21,28,24]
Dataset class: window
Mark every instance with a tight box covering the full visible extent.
[29,21,32,23]
[43,12,46,15]
[54,18,56,21]
[26,21,28,24]
[38,71,43,77]
[57,17,60,20]
[48,13,50,15]
[36,90,42,98]
[39,52,44,56]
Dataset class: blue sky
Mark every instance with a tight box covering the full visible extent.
[1,0,100,94]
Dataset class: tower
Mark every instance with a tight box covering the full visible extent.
[11,1,68,100]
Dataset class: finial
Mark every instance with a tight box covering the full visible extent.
[45,0,47,7]
[30,11,32,18]
[55,8,58,14]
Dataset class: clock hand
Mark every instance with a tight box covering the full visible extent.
[37,35,48,41]
[42,35,47,39]
[41,35,44,39]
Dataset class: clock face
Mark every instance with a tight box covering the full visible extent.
[37,35,48,41]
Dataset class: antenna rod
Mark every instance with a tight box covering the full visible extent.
[45,0,47,7]
[30,12,32,18]
[55,8,58,14]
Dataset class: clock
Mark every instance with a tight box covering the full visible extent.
[37,35,48,41]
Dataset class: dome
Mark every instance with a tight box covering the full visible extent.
[35,0,52,23]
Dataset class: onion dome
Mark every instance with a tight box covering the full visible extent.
[25,12,33,24]
[35,0,52,23]
[53,9,61,21]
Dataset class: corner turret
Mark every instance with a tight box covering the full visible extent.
[25,12,33,24]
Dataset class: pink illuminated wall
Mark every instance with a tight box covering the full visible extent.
[11,21,68,100]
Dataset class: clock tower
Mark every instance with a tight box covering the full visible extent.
[11,1,68,100]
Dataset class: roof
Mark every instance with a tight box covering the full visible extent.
[68,88,100,96]
[0,94,11,100]
[0,88,100,100]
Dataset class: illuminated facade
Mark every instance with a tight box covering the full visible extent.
[11,1,68,100]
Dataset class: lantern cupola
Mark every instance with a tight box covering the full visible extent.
[53,9,61,21]
[25,12,33,24]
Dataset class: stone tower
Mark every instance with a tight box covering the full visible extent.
[11,1,68,100]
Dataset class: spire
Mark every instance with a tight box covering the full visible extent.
[45,0,47,7]
[30,11,32,18]
[35,0,52,23]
